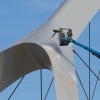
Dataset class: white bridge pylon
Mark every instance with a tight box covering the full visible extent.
[0,0,100,100]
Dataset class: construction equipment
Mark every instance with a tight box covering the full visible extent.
[53,28,100,59]
[52,28,73,46]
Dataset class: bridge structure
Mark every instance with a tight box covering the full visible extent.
[0,0,100,100]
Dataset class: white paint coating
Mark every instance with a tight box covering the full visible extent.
[0,0,100,99]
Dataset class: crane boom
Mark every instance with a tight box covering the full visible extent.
[70,39,100,59]
[55,28,100,59]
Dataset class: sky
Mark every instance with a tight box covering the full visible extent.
[0,0,100,100]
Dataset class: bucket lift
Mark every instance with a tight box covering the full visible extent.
[53,28,100,59]
[58,28,73,46]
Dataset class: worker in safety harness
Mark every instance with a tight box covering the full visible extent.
[67,29,73,38]
[52,28,73,38]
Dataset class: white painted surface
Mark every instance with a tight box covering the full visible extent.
[0,0,100,99]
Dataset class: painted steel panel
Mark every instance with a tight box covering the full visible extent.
[0,0,100,99]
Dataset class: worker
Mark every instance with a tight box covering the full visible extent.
[52,28,65,37]
[67,29,73,38]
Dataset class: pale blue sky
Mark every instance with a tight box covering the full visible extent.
[0,0,100,100]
